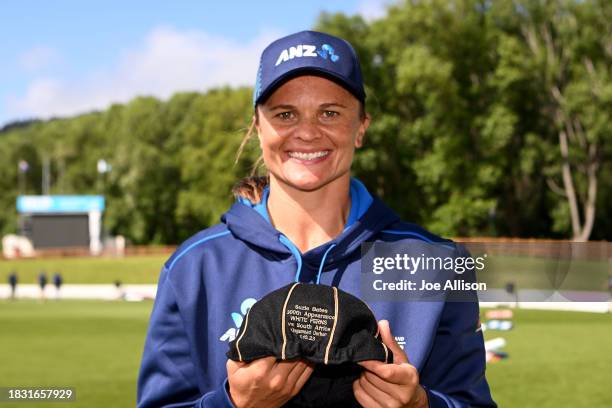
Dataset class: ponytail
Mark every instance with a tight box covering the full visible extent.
[231,174,269,203]
[232,114,269,202]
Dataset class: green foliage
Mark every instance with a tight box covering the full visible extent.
[174,87,254,240]
[0,88,255,244]
[317,0,610,239]
[0,0,610,242]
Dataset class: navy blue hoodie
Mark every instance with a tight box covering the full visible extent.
[137,179,496,407]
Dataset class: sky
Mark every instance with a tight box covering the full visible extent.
[0,0,389,127]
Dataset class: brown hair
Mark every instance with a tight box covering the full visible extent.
[232,102,366,202]
[232,115,267,202]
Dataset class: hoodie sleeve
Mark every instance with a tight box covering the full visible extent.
[137,266,236,408]
[418,247,497,408]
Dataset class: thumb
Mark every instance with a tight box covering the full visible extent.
[226,359,245,376]
[378,319,409,364]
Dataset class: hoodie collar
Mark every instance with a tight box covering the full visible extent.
[237,177,373,231]
[221,178,399,266]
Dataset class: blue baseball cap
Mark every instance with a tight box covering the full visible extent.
[253,30,366,108]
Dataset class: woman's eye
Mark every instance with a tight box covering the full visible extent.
[277,111,294,120]
[322,110,339,118]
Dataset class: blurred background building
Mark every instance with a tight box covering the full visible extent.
[16,195,104,253]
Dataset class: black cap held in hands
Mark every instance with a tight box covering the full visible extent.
[227,282,391,365]
[227,283,392,407]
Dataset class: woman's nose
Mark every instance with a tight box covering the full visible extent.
[292,117,321,142]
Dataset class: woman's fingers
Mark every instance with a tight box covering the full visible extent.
[353,376,385,408]
[358,360,413,385]
[266,359,314,396]
[361,370,405,401]
[283,360,308,384]
[354,361,422,407]
[290,362,315,396]
[358,371,395,401]
[233,356,276,381]
[272,359,303,375]
[226,359,246,376]
[378,319,409,364]
[358,360,383,372]
[250,356,277,368]
[227,357,313,407]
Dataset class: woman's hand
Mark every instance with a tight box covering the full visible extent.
[227,357,314,408]
[353,320,429,408]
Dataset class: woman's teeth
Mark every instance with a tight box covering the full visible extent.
[288,151,329,160]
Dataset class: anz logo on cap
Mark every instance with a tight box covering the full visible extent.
[275,43,340,66]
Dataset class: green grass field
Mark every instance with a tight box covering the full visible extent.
[0,256,167,284]
[0,300,152,408]
[1,300,611,407]
[483,309,612,407]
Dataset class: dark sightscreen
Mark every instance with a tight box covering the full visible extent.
[28,214,90,248]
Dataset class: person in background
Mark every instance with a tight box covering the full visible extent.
[38,271,48,301]
[53,272,63,300]
[114,280,126,301]
[8,271,18,300]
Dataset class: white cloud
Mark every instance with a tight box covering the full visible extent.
[5,27,281,122]
[18,46,60,73]
[358,0,391,21]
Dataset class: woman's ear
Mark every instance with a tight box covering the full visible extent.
[354,113,370,148]
[253,111,262,146]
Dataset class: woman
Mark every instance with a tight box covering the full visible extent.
[137,30,496,408]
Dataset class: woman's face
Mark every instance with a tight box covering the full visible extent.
[256,75,369,192]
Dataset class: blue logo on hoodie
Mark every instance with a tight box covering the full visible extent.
[219,297,257,342]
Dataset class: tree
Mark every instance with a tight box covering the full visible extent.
[517,0,611,241]
[174,87,254,240]
[0,0,609,242]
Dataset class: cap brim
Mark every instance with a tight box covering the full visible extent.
[255,67,365,107]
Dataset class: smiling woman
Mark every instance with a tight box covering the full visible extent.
[137,30,497,408]
[245,75,370,252]
[257,76,368,192]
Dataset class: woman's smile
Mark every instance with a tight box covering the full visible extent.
[286,149,331,164]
